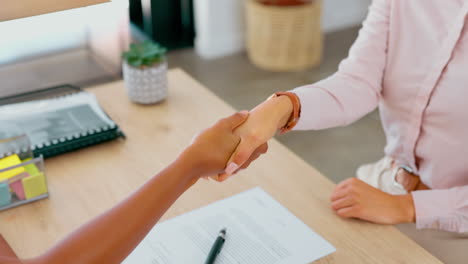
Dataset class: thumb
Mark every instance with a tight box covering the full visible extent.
[220,110,249,130]
[224,137,258,175]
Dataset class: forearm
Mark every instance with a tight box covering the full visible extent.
[395,194,416,223]
[271,95,294,129]
[250,95,293,129]
[25,155,198,264]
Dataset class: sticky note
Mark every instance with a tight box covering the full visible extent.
[10,177,27,200]
[0,182,11,207]
[22,160,40,177]
[22,173,47,199]
[0,155,25,181]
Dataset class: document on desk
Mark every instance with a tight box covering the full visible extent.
[122,187,336,264]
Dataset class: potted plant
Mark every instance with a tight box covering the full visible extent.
[246,0,322,71]
[122,41,168,104]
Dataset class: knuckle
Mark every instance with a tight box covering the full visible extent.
[331,202,340,210]
[337,210,348,217]
[229,112,242,122]
[353,205,362,214]
[235,151,250,163]
[349,178,359,184]
[234,111,245,118]
[347,193,356,201]
[346,179,360,189]
[252,152,262,160]
[340,179,353,188]
[344,184,353,192]
[330,194,338,201]
[336,183,345,190]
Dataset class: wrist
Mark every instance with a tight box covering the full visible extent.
[396,194,416,223]
[276,95,294,129]
[173,150,202,184]
[260,95,293,129]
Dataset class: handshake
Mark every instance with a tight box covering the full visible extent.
[180,95,293,182]
[180,111,270,182]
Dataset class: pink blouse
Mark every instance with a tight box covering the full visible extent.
[291,0,468,233]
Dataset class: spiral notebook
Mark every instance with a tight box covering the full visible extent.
[0,85,124,158]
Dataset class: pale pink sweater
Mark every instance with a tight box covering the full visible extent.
[291,0,468,233]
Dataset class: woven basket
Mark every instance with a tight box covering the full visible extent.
[246,0,323,71]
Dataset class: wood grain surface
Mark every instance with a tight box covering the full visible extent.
[0,69,442,263]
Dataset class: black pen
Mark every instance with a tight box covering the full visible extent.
[204,228,227,264]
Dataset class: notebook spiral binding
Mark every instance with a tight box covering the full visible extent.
[1,126,123,159]
[30,124,123,158]
[31,125,117,151]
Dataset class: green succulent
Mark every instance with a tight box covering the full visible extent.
[122,41,167,68]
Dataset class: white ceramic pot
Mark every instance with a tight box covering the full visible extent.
[122,61,168,104]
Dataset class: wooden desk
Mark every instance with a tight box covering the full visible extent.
[0,69,441,263]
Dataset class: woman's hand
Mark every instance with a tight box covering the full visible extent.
[180,111,249,179]
[330,178,416,225]
[216,95,294,181]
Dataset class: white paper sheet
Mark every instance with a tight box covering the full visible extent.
[122,187,336,264]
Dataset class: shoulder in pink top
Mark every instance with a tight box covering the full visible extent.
[290,0,468,233]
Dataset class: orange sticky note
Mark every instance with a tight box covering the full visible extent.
[0,155,25,181]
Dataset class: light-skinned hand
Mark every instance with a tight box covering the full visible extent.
[216,95,294,181]
[330,178,416,224]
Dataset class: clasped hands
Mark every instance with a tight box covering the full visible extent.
[186,97,416,225]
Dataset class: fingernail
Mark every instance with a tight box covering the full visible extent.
[225,162,239,175]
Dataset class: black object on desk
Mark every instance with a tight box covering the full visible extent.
[205,228,227,264]
[0,85,125,158]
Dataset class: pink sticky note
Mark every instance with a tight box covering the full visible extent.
[10,180,26,200]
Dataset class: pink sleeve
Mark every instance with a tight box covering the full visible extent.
[412,186,468,233]
[291,0,390,130]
